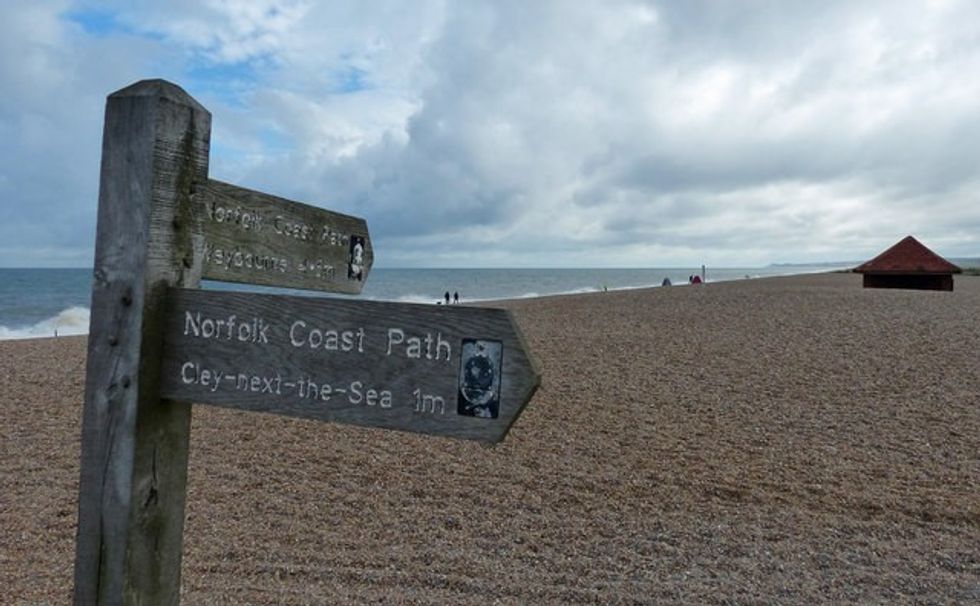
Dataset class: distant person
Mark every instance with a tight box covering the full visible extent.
[453,292,459,304]
[444,291,450,305]
[688,275,694,283]
[662,277,671,287]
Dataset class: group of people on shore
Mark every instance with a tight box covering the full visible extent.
[442,291,460,305]
[661,273,704,287]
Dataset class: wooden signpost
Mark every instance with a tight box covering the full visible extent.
[192,178,373,293]
[73,80,540,605]
[161,289,538,442]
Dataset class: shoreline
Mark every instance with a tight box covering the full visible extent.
[472,266,852,305]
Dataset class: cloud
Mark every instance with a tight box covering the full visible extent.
[0,1,130,265]
[291,0,980,265]
[2,0,980,266]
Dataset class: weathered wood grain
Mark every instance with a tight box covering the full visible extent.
[191,179,372,293]
[74,79,210,606]
[160,289,541,443]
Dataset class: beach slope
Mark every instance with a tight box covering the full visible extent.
[1,272,978,603]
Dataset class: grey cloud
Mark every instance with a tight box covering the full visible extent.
[4,0,980,267]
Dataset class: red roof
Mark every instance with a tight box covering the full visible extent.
[854,236,961,274]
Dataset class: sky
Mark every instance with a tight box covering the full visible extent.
[2,0,979,268]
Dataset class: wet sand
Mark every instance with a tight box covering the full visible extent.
[1,272,978,603]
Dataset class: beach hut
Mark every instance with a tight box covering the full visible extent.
[854,235,961,291]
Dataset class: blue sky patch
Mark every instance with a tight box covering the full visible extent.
[256,127,292,152]
[65,8,125,37]
[185,60,263,108]
[329,66,370,94]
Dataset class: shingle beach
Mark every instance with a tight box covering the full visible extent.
[2,272,978,603]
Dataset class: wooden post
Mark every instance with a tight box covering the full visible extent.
[74,80,211,605]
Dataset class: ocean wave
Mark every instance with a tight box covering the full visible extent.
[358,293,448,305]
[396,294,447,305]
[0,307,90,340]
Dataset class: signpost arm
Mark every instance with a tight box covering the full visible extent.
[74,80,211,605]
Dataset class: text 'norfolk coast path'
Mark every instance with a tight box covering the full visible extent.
[192,179,373,294]
[161,287,540,443]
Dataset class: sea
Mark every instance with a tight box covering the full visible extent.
[0,266,841,340]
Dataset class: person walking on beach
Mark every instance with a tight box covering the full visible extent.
[444,291,450,305]
[453,292,459,304]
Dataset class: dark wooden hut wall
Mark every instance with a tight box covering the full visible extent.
[862,273,953,291]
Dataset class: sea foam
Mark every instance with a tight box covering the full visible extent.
[0,306,91,340]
